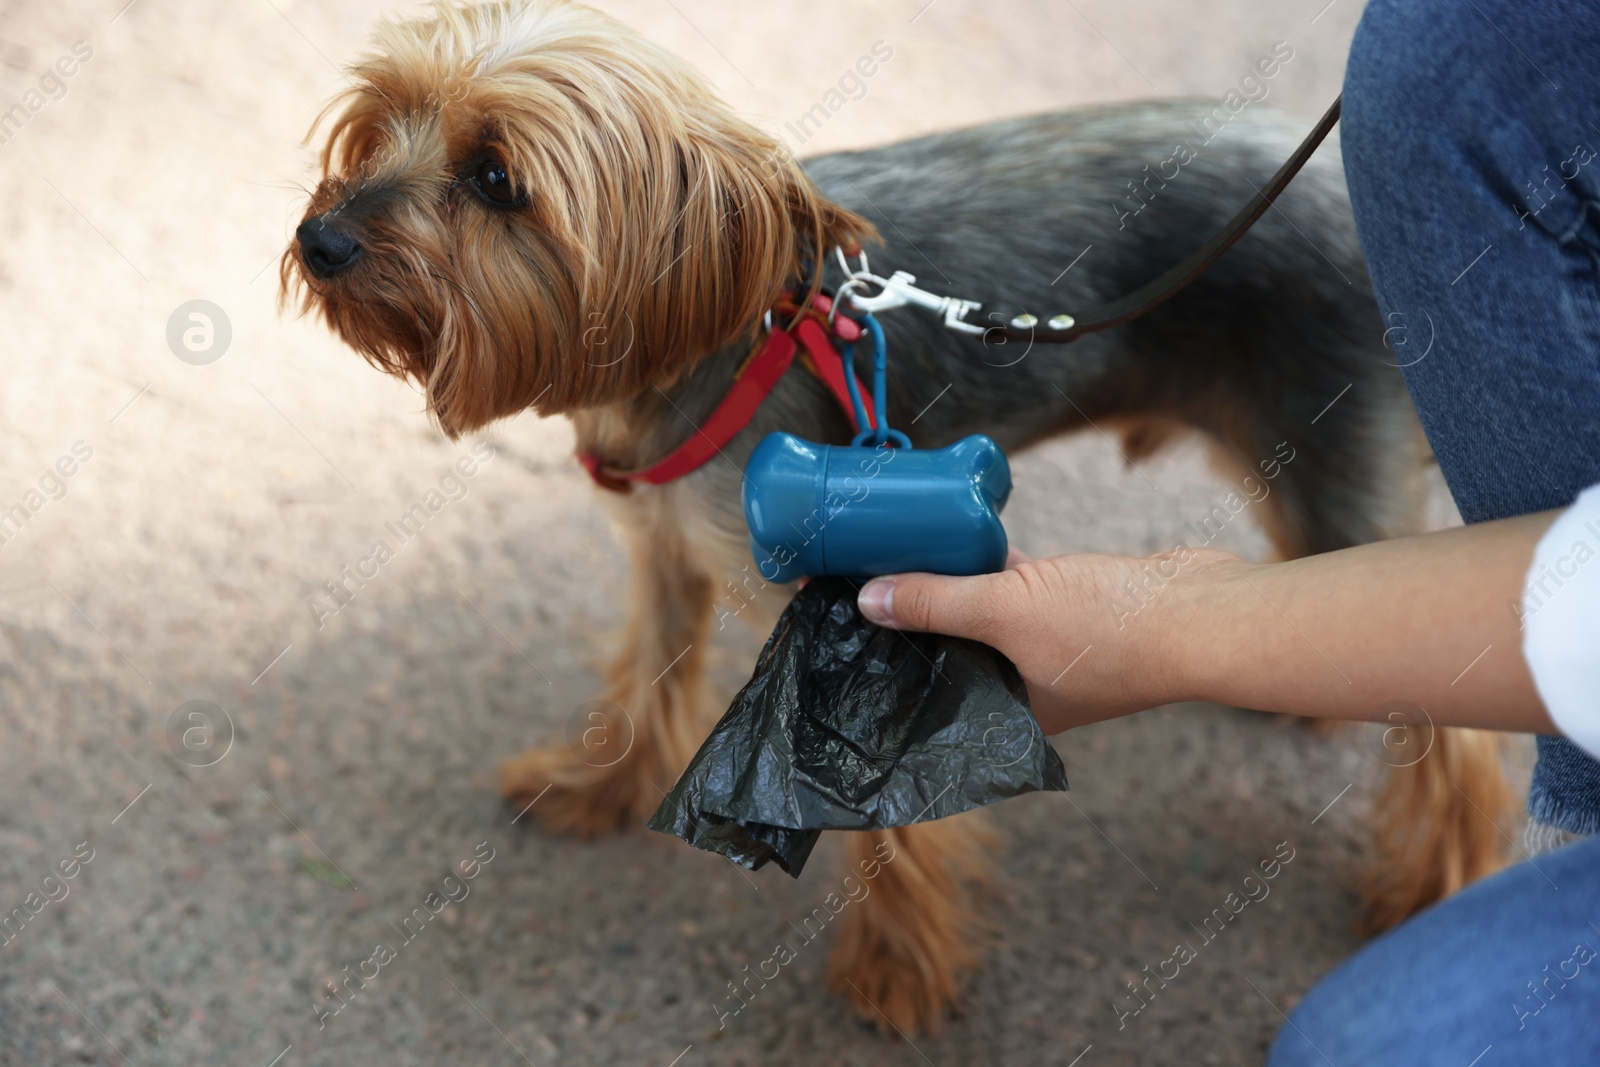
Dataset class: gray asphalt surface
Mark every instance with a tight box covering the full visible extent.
[0,0,1529,1064]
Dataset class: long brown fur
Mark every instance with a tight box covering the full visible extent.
[1361,728,1513,934]
[832,819,995,1036]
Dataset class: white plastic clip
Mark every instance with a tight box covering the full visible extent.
[832,248,987,336]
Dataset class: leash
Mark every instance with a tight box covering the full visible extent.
[834,96,1343,344]
[579,97,1342,491]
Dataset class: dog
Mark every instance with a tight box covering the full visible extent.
[282,0,1512,1033]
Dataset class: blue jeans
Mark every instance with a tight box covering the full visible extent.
[1267,838,1600,1065]
[1269,0,1600,1063]
[1343,0,1600,524]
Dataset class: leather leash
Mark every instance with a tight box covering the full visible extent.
[976,96,1344,345]
[832,95,1344,347]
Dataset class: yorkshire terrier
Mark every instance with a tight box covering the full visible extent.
[283,0,1512,1033]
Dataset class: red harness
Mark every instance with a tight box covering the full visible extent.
[577,294,876,492]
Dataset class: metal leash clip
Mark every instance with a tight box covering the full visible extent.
[831,248,987,335]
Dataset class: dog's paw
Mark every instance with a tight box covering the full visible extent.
[499,744,652,837]
[828,901,975,1036]
[826,822,991,1036]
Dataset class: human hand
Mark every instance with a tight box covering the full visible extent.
[856,545,1244,734]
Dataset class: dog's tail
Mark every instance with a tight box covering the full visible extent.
[1361,725,1513,933]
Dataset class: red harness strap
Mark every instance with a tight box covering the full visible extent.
[578,298,875,492]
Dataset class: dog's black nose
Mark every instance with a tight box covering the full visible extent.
[296,215,362,279]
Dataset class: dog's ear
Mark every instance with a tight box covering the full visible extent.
[603,119,877,403]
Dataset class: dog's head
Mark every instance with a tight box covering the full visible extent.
[282,0,871,436]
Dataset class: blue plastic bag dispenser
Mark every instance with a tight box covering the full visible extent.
[743,432,1012,581]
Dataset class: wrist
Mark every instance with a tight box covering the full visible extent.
[1152,551,1258,707]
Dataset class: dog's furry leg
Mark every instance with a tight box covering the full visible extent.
[828,817,994,1036]
[501,483,720,835]
[723,583,999,1035]
[1360,729,1513,933]
[721,562,999,1034]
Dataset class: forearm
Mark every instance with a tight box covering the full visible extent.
[1169,512,1560,732]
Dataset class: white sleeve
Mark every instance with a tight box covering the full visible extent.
[1523,482,1600,759]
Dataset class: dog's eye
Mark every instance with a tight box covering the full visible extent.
[472,158,519,205]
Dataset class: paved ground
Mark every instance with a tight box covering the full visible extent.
[0,1,1530,1065]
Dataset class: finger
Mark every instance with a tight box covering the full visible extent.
[1004,545,1033,570]
[857,570,1012,639]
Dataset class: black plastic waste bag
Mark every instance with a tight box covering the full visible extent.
[648,577,1068,875]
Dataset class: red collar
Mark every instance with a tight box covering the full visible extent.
[577,294,876,492]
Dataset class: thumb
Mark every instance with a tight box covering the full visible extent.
[857,570,1013,639]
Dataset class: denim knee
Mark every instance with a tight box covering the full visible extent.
[1265,842,1600,1067]
[1344,0,1600,276]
